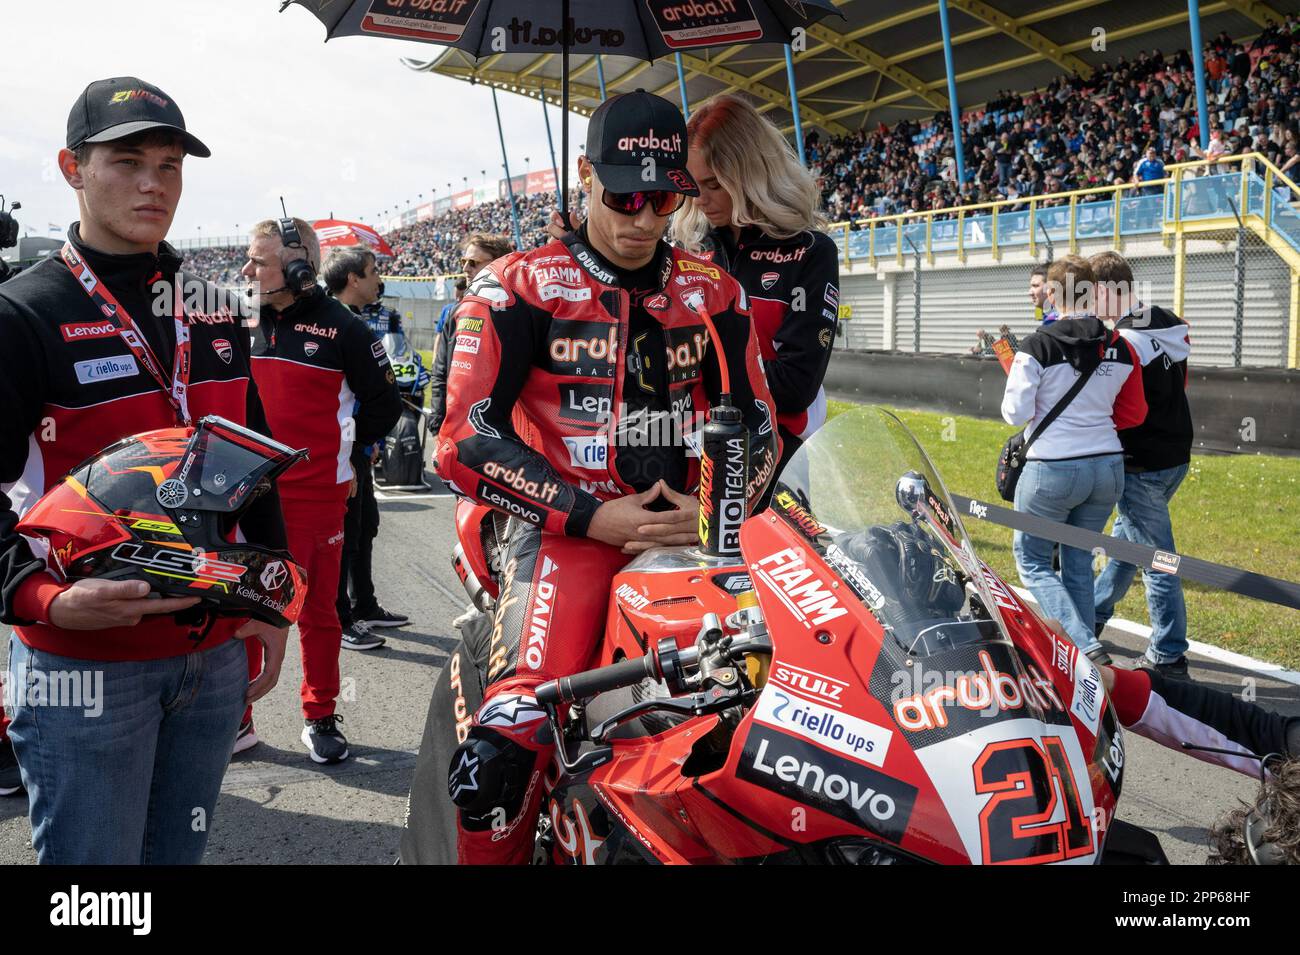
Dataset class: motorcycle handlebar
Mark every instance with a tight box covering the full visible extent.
[535,653,660,705]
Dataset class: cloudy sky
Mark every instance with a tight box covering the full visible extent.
[0,0,588,244]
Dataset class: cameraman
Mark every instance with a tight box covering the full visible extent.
[242,220,400,763]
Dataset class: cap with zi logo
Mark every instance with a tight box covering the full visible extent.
[67,77,211,158]
[584,89,698,196]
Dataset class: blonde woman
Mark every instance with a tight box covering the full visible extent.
[674,94,841,475]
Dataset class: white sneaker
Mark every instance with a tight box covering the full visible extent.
[341,620,386,651]
[452,604,482,629]
[232,719,259,755]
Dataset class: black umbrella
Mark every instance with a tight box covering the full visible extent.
[281,0,841,213]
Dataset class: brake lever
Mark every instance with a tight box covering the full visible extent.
[588,681,749,744]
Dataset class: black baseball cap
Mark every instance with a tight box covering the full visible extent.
[584,89,698,196]
[67,77,210,158]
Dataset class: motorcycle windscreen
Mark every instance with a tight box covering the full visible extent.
[768,406,1012,657]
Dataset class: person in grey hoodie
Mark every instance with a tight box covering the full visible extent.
[1089,251,1194,678]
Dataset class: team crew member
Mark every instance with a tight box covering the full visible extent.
[437,90,780,864]
[0,78,289,863]
[322,247,409,651]
[242,219,401,763]
[427,234,511,443]
[673,94,839,480]
[1029,264,1058,324]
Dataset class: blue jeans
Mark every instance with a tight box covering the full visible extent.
[1094,463,1190,664]
[1013,455,1124,653]
[5,635,246,864]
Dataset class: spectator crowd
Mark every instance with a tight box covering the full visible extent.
[178,18,1300,287]
[809,16,1300,224]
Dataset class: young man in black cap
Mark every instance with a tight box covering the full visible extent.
[435,89,779,864]
[0,77,289,863]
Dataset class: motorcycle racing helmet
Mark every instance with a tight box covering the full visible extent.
[17,415,309,628]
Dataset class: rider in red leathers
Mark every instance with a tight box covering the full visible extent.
[435,90,780,864]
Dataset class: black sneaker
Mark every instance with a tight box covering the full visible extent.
[354,604,409,628]
[1085,646,1114,667]
[0,738,23,797]
[341,620,386,651]
[302,714,349,764]
[1135,655,1191,680]
[232,719,259,755]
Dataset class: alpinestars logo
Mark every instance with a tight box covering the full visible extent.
[448,750,480,802]
[477,693,547,728]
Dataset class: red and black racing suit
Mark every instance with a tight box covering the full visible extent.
[435,225,780,864]
[704,225,840,484]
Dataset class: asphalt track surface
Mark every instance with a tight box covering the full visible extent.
[1,477,1296,866]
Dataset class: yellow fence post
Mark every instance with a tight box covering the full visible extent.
[896,218,903,268]
[1028,199,1036,258]
[1239,158,1249,216]
[869,220,876,269]
[957,210,965,263]
[1112,186,1122,248]
[1264,167,1274,233]
[991,205,1000,262]
[1068,194,1078,254]
[925,215,933,266]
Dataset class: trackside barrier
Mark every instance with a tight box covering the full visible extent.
[952,494,1300,612]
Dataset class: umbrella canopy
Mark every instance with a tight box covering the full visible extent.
[282,0,841,212]
[282,0,839,58]
[313,218,396,257]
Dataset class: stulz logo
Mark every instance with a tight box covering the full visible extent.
[771,662,848,708]
[525,556,557,669]
[614,582,649,611]
[60,320,118,342]
[616,128,683,153]
[753,548,847,628]
[753,685,892,768]
[739,726,916,842]
[49,884,151,935]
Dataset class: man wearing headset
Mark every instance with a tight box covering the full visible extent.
[241,218,400,763]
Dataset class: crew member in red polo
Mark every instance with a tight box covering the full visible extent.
[242,218,400,763]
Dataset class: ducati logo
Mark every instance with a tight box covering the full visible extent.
[100,303,117,318]
[761,272,779,290]
[260,560,288,590]
[213,338,233,364]
[303,341,319,357]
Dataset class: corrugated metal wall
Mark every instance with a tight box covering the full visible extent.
[837,239,1292,368]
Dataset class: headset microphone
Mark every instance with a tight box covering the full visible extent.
[275,196,317,296]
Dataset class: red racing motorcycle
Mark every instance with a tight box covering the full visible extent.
[401,406,1165,865]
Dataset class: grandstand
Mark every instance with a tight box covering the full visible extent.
[175,10,1300,369]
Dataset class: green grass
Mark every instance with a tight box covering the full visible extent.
[826,399,1300,669]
